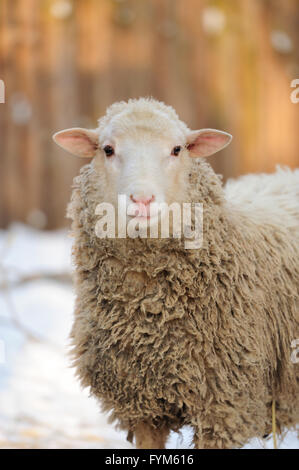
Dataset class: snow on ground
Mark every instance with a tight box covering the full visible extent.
[0,224,298,449]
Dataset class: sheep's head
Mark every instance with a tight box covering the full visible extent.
[53,98,232,231]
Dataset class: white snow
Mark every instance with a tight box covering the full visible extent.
[0,224,297,449]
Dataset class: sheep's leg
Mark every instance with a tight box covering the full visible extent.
[135,422,169,449]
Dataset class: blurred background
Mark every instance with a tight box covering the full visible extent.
[0,0,298,229]
[0,0,298,449]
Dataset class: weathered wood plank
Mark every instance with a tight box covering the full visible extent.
[0,0,298,228]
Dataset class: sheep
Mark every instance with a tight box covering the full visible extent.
[53,97,299,449]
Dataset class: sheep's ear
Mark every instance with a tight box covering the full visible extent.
[52,128,99,158]
[186,129,232,158]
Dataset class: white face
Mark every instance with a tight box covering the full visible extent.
[53,100,232,230]
[96,124,191,225]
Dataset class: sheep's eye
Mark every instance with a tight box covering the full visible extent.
[103,145,114,157]
[171,146,181,157]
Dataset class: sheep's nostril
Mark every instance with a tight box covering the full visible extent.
[130,195,155,206]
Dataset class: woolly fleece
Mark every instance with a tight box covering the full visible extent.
[68,99,299,449]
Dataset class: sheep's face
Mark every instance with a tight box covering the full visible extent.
[96,111,192,215]
[53,99,232,229]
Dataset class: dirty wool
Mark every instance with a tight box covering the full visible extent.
[68,155,299,448]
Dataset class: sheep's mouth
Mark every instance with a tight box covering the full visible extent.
[127,203,160,220]
[126,211,161,228]
[131,215,151,220]
[127,213,158,223]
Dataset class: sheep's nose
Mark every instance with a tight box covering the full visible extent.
[130,195,155,205]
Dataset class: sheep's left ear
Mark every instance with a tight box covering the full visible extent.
[52,128,99,158]
[186,129,232,158]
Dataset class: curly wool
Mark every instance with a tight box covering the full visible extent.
[69,158,299,449]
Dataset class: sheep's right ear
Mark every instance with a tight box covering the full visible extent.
[52,128,99,158]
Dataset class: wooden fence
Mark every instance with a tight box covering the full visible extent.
[0,0,298,228]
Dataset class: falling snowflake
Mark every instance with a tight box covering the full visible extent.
[10,93,32,125]
[26,210,48,231]
[270,30,293,54]
[202,7,226,35]
[50,0,73,20]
